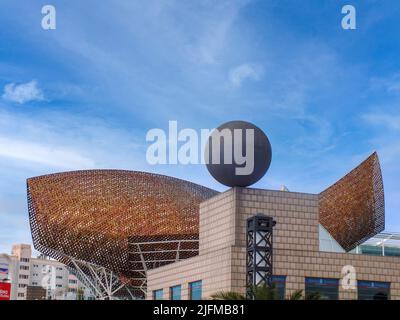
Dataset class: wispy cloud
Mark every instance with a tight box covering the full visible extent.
[0,109,146,171]
[362,113,400,131]
[2,80,44,104]
[370,74,400,94]
[183,0,249,65]
[228,63,262,87]
[0,137,95,169]
[361,112,400,166]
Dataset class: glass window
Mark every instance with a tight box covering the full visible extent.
[272,275,286,300]
[357,281,390,300]
[169,285,182,300]
[305,277,339,300]
[384,246,400,257]
[360,245,383,256]
[153,289,163,300]
[189,281,202,300]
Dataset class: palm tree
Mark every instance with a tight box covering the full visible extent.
[305,291,322,300]
[210,291,246,300]
[76,288,85,300]
[211,283,279,300]
[287,289,303,300]
[211,284,322,301]
[251,283,279,300]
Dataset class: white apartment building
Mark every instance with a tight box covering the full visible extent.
[0,244,94,300]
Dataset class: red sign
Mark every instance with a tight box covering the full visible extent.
[0,282,11,300]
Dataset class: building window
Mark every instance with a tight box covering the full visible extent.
[19,275,29,279]
[169,285,182,300]
[272,275,286,300]
[357,281,390,300]
[189,281,202,300]
[359,245,383,256]
[20,265,29,270]
[153,289,163,300]
[32,282,38,286]
[305,277,339,300]
[18,284,27,288]
[69,279,77,284]
[56,276,63,279]
[18,293,25,297]
[20,258,29,263]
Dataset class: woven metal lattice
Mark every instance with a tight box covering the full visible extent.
[319,152,385,251]
[27,170,218,290]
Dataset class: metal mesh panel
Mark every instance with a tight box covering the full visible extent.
[319,152,385,251]
[27,170,218,291]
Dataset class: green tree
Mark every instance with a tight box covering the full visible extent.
[287,289,303,300]
[305,291,321,300]
[251,283,279,300]
[76,288,85,300]
[210,291,246,300]
[211,283,279,300]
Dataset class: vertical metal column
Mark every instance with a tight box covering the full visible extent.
[246,214,276,299]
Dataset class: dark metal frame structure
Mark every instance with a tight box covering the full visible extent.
[246,214,276,299]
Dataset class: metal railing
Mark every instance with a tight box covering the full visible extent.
[353,232,400,257]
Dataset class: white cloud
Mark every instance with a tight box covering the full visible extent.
[0,109,146,171]
[363,113,400,131]
[184,1,246,65]
[2,80,44,104]
[0,136,95,169]
[370,74,400,94]
[229,63,262,87]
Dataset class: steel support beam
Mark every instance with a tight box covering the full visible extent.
[246,214,276,300]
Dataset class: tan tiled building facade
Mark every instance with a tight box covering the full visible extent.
[147,187,400,300]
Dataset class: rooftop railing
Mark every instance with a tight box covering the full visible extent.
[352,232,400,257]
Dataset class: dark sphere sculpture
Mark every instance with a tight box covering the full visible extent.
[205,121,272,187]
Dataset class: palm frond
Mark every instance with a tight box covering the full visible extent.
[210,291,246,300]
[287,290,303,300]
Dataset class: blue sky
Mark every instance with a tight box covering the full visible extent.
[0,0,400,254]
